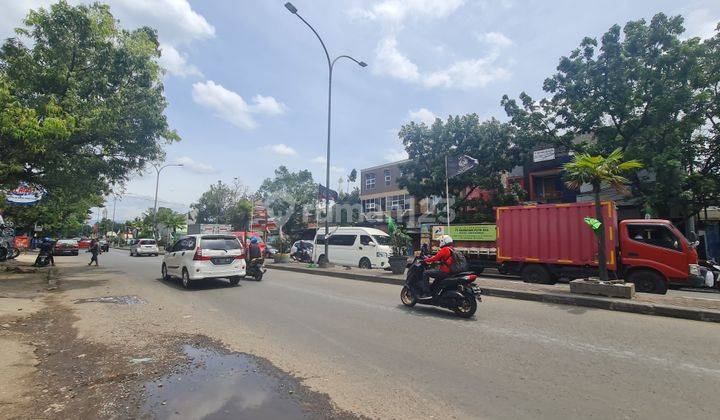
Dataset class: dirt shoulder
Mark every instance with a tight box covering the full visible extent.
[0,255,359,419]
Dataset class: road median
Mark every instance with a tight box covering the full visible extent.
[267,263,720,323]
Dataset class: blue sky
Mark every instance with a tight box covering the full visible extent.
[2,0,719,221]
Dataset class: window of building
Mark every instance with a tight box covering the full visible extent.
[365,173,376,189]
[363,199,378,212]
[327,234,357,246]
[384,169,391,186]
[388,195,411,211]
[627,224,683,252]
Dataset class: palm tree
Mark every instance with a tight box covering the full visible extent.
[564,149,642,281]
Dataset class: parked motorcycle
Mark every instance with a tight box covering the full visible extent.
[700,259,720,290]
[246,257,266,281]
[401,257,481,318]
[0,226,19,262]
[291,248,313,263]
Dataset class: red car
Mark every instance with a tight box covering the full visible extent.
[78,238,92,249]
[54,239,80,256]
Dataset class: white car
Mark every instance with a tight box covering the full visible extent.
[161,234,246,289]
[312,227,392,269]
[130,239,159,256]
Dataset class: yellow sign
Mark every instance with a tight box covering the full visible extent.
[433,224,496,241]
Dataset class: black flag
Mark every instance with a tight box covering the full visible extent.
[446,154,478,178]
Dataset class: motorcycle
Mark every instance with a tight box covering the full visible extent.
[34,252,51,267]
[0,226,19,262]
[400,257,481,318]
[246,257,266,281]
[291,247,313,263]
[699,259,720,290]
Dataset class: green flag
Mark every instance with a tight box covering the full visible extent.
[584,217,602,233]
[387,216,396,234]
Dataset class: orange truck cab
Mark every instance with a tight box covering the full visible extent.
[618,219,702,293]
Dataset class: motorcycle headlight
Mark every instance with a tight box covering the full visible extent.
[689,264,700,276]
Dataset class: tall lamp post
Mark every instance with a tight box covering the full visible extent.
[284,2,367,267]
[153,163,183,241]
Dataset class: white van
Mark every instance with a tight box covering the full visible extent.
[312,227,393,269]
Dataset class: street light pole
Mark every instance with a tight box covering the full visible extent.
[153,163,183,241]
[284,2,367,267]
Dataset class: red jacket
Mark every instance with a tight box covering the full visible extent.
[424,246,454,274]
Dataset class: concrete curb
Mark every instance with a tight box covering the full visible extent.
[267,264,720,323]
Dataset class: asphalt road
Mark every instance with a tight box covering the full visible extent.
[93,249,720,419]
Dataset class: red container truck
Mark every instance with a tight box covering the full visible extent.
[433,202,703,294]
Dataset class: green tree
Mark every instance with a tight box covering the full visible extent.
[190,180,250,225]
[397,115,527,222]
[227,200,253,231]
[502,13,719,219]
[564,149,642,281]
[257,166,317,234]
[0,1,178,197]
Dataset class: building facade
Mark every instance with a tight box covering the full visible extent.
[360,160,415,218]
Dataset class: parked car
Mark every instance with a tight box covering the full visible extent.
[312,227,392,269]
[161,234,246,289]
[78,238,92,249]
[130,239,159,256]
[54,239,79,256]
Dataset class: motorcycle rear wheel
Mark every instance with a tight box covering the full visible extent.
[400,286,417,307]
[453,294,477,318]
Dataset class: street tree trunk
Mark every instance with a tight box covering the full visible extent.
[594,184,609,282]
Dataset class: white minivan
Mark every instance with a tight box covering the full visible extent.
[312,227,393,269]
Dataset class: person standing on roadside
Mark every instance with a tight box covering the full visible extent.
[88,239,100,266]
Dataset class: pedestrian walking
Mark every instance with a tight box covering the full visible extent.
[88,239,100,266]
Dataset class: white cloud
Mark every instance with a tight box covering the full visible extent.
[191,81,284,129]
[407,108,437,125]
[684,9,719,39]
[352,0,465,24]
[111,0,215,45]
[158,44,202,77]
[251,95,286,116]
[385,148,409,162]
[373,36,420,82]
[478,32,514,48]
[311,156,327,164]
[373,36,511,90]
[424,56,511,89]
[263,144,297,156]
[175,156,218,174]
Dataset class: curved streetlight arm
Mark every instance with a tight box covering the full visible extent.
[292,12,331,69]
[332,55,367,69]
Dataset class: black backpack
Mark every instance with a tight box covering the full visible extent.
[448,248,468,273]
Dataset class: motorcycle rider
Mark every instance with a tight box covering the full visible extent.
[248,236,262,261]
[420,235,455,298]
[35,237,55,267]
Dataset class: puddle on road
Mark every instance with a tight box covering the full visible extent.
[141,346,315,419]
[73,295,146,305]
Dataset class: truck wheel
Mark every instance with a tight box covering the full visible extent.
[317,254,328,265]
[627,270,667,294]
[521,264,552,284]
